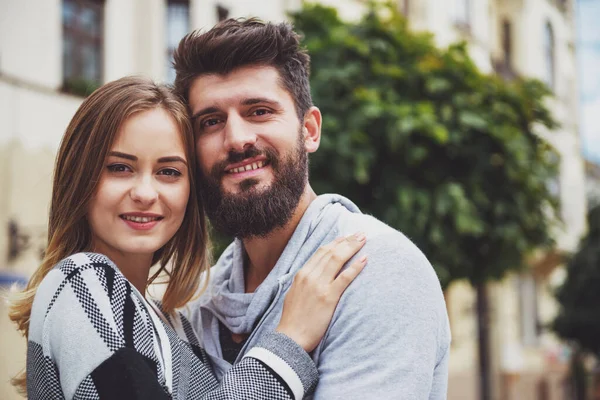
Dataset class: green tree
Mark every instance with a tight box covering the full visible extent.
[553,205,600,399]
[291,3,560,399]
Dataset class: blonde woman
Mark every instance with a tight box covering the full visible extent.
[9,76,367,400]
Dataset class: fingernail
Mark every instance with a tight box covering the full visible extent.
[359,255,367,263]
[354,232,366,242]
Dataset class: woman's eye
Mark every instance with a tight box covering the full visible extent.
[107,164,131,173]
[158,168,182,177]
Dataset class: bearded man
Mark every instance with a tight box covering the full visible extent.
[174,18,451,399]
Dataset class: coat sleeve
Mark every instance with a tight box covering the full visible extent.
[73,334,318,400]
[197,331,319,400]
[311,232,451,400]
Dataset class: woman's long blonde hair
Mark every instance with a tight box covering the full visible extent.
[8,76,210,393]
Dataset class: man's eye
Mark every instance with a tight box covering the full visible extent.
[202,118,222,128]
[107,164,131,173]
[253,109,271,116]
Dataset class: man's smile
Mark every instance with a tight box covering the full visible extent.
[225,157,269,174]
[224,156,271,180]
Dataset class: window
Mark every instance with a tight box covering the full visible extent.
[62,0,104,94]
[166,0,190,84]
[453,0,470,29]
[518,274,541,346]
[502,20,512,67]
[556,0,568,12]
[216,4,230,22]
[493,18,517,79]
[543,21,555,90]
[400,0,409,17]
[548,152,564,221]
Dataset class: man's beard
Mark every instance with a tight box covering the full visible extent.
[200,133,308,238]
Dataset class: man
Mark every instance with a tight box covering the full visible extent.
[174,18,451,399]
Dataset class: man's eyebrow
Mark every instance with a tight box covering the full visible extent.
[190,98,282,120]
[158,156,188,165]
[191,107,220,121]
[108,151,137,161]
[241,97,282,107]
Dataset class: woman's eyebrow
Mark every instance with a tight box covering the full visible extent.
[108,152,187,166]
[157,156,188,165]
[108,151,136,161]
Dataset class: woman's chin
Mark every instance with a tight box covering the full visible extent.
[114,240,169,258]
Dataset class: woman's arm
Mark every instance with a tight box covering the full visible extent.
[27,253,312,400]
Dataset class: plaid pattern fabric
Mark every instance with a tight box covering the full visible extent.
[26,253,316,399]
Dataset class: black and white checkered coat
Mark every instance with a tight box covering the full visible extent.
[26,253,318,399]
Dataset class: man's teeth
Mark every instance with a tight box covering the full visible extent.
[122,215,160,223]
[229,161,264,174]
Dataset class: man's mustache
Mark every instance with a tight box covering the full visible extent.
[227,146,263,163]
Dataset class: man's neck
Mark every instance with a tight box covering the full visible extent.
[242,185,317,293]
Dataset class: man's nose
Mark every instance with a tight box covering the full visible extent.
[130,176,158,205]
[223,114,258,153]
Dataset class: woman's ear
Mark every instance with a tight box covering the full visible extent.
[303,107,322,154]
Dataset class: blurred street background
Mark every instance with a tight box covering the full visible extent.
[1,0,599,399]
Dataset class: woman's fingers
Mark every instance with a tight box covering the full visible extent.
[297,236,345,276]
[276,235,368,353]
[313,233,366,282]
[331,255,368,295]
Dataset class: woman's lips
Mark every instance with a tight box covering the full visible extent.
[120,215,163,231]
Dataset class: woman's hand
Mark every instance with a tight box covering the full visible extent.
[276,232,367,352]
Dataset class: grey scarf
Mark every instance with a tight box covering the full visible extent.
[199,194,361,362]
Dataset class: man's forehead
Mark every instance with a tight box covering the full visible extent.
[188,65,292,110]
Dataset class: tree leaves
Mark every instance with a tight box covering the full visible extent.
[553,205,600,358]
[293,2,559,288]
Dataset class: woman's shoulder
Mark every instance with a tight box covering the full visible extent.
[29,251,146,355]
[33,252,126,319]
[27,253,163,399]
[53,252,119,275]
[39,252,120,289]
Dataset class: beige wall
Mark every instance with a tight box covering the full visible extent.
[0,0,63,89]
[104,0,167,82]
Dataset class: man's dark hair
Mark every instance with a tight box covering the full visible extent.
[173,18,313,119]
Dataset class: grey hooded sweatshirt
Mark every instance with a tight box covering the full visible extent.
[185,194,451,399]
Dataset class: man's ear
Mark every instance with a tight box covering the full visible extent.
[303,106,322,154]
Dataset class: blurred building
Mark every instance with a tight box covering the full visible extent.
[404,1,586,400]
[0,0,587,399]
[585,160,600,208]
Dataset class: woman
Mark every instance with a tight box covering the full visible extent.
[8,77,367,399]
